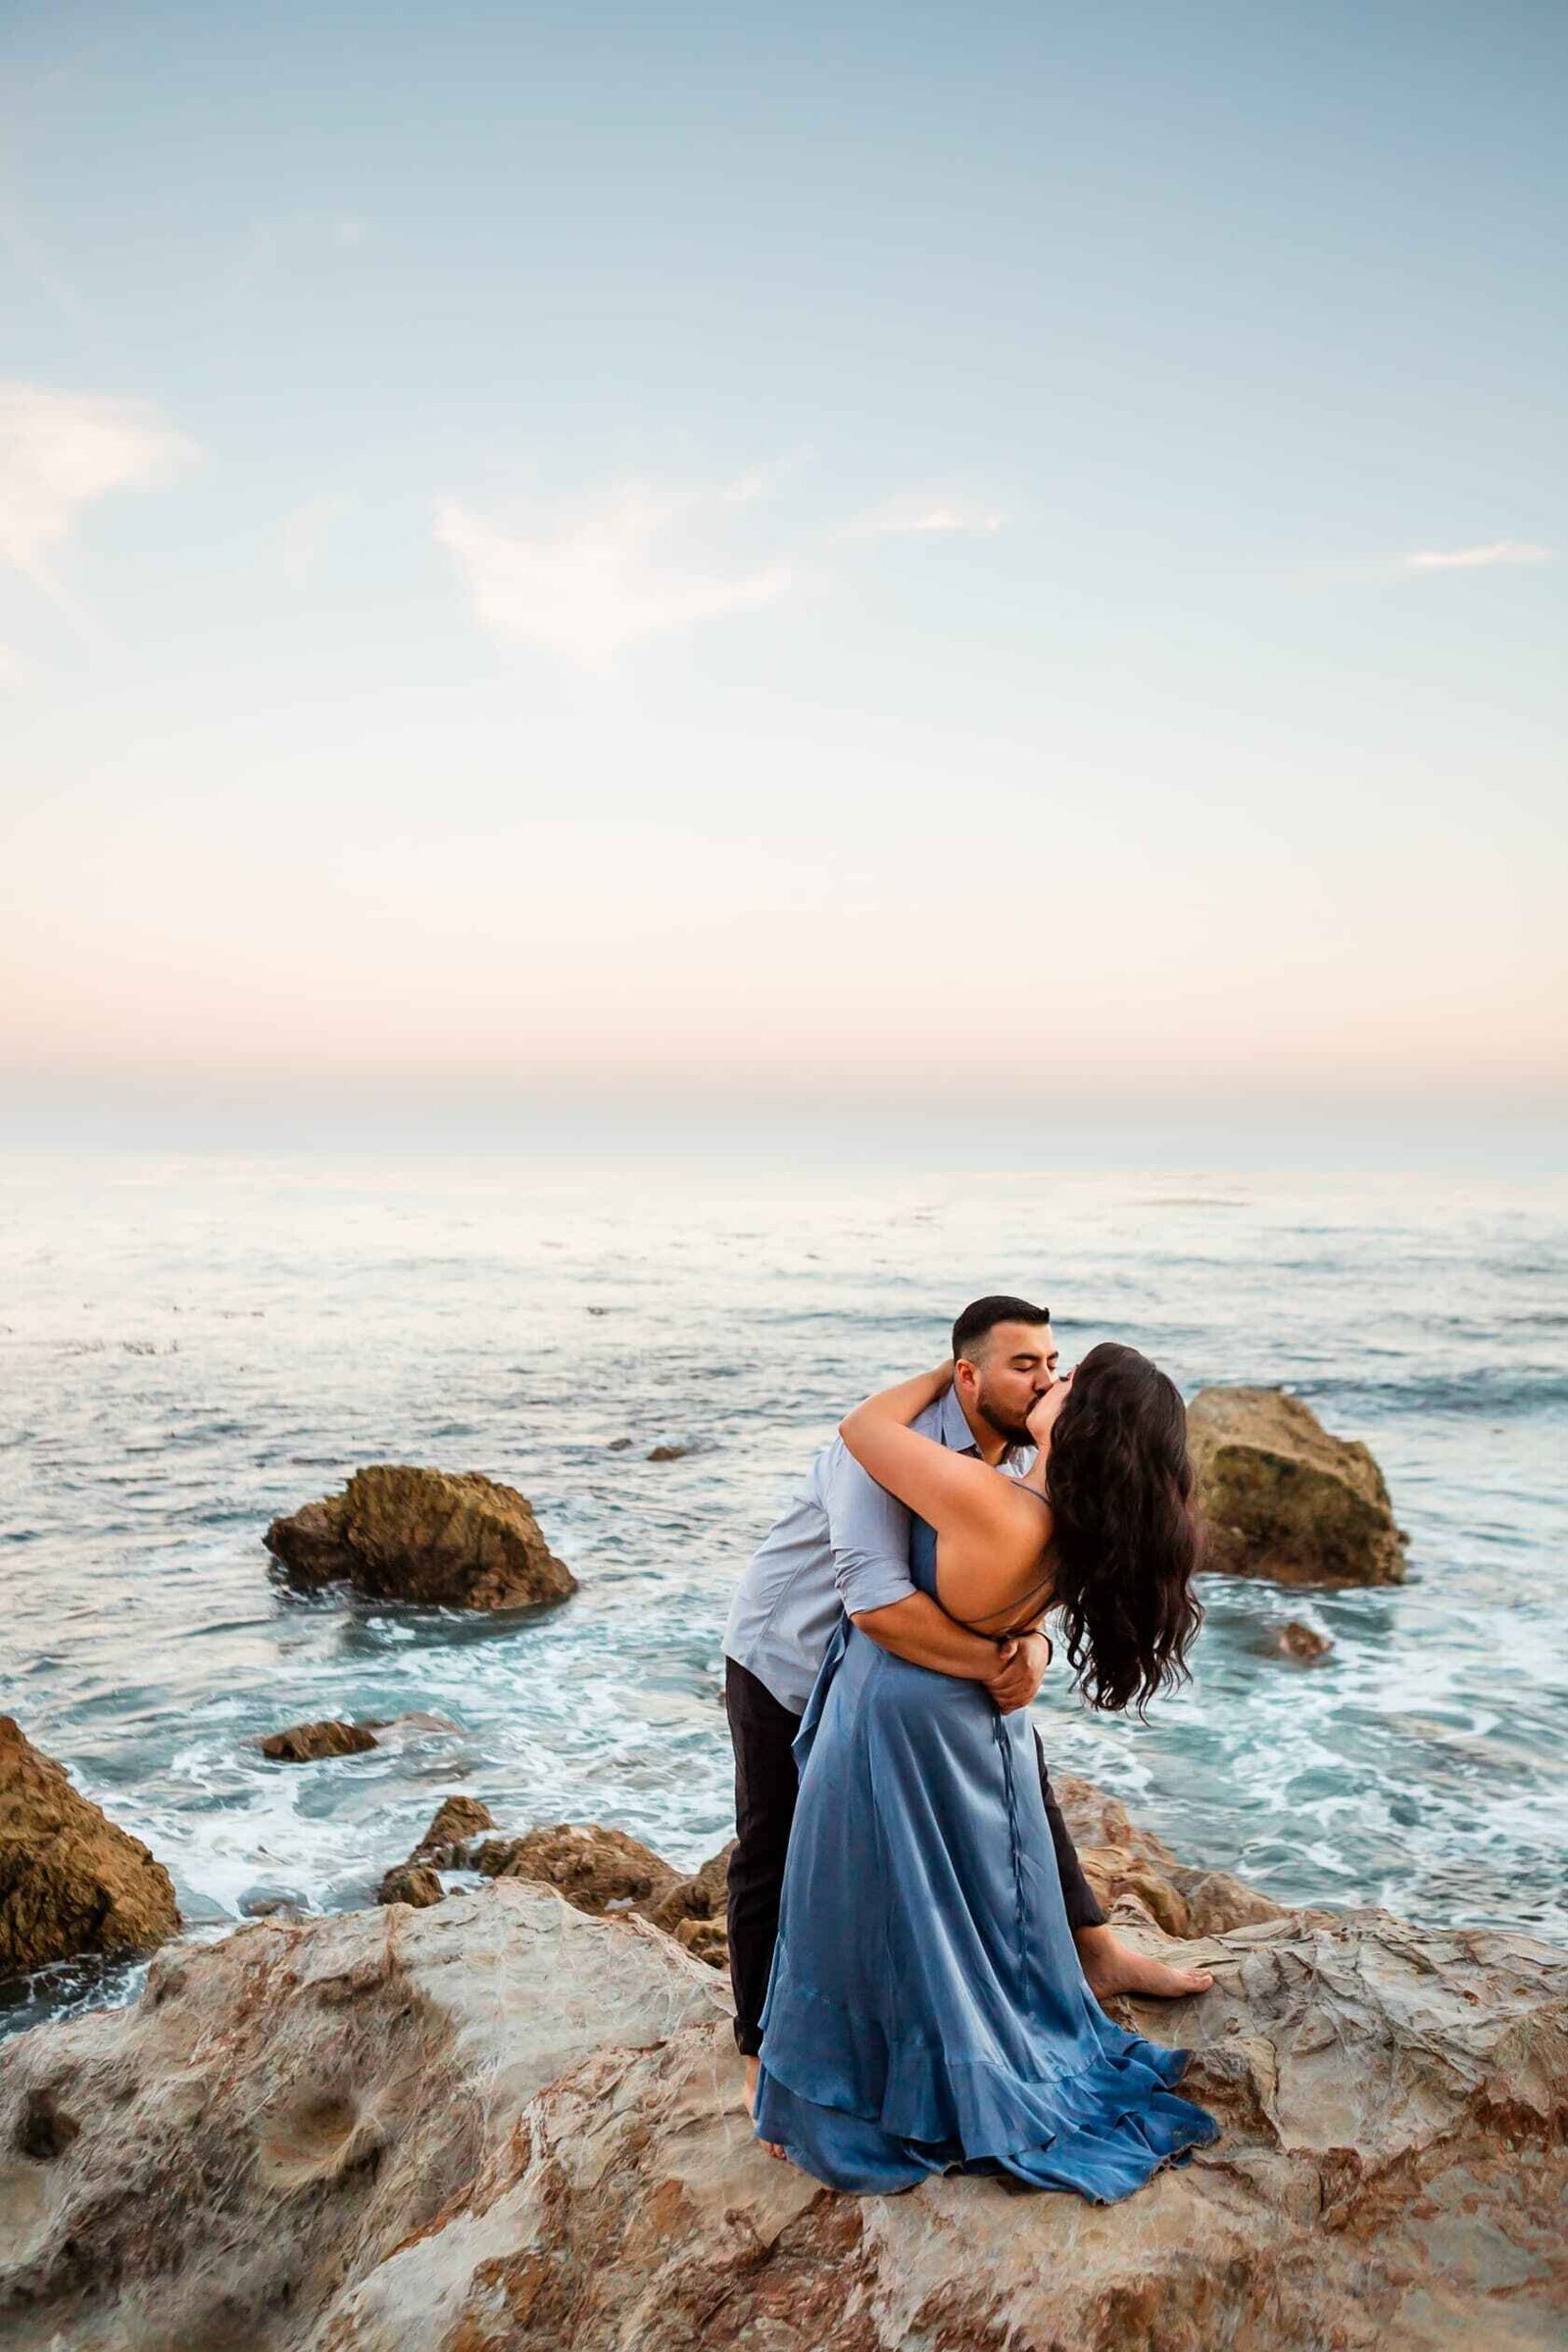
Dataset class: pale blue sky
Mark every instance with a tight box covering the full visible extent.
[2,3,1563,1162]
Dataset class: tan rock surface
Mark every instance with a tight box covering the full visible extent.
[1189,1386,1408,1587]
[3,1877,1559,2352]
[264,1465,577,1610]
[0,1882,729,2352]
[0,1718,178,1977]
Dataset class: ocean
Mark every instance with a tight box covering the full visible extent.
[2,1153,1564,2038]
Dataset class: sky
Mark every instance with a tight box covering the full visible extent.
[2,2,1564,1166]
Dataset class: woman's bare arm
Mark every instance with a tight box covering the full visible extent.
[841,1367,1015,1543]
[841,1364,1055,1630]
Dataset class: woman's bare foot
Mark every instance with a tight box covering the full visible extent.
[1073,1923,1214,2000]
[743,2054,789,2157]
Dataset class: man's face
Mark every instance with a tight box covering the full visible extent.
[962,1321,1060,1445]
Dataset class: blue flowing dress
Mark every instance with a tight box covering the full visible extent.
[753,1512,1220,2197]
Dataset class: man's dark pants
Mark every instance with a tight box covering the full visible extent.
[724,1655,1107,2058]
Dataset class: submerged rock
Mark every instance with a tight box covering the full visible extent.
[1188,1386,1407,1587]
[1269,1618,1335,1662]
[647,1443,689,1462]
[264,1464,576,1610]
[257,1719,380,1762]
[0,1717,179,1976]
[2,1877,1561,2351]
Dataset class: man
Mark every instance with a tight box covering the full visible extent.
[723,1293,1212,2113]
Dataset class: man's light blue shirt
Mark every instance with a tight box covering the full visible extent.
[722,1386,1027,1715]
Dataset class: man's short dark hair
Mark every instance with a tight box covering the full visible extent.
[952,1295,1052,1363]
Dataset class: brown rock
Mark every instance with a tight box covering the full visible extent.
[1189,1386,1407,1587]
[412,1794,495,1857]
[264,1464,576,1609]
[0,1716,179,1976]
[1270,1618,1335,1662]
[648,1842,733,1967]
[647,1444,688,1462]
[373,1795,498,1911]
[473,1822,680,1919]
[257,1719,380,1762]
[376,1863,444,1909]
[2,1845,1562,2352]
[258,1496,348,1587]
[648,1841,732,1934]
[672,1915,728,1968]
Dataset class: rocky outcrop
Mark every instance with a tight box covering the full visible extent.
[0,1882,729,2351]
[412,1794,496,1859]
[2,1880,1561,2351]
[473,1822,681,1918]
[375,1795,498,1906]
[264,1465,577,1610]
[258,1719,380,1762]
[649,1840,735,1966]
[1055,1774,1292,1938]
[0,1719,179,1978]
[375,1800,735,1959]
[1189,1386,1408,1586]
[374,1863,444,1909]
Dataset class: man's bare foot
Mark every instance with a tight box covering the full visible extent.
[742,2054,788,2157]
[1073,1923,1214,2000]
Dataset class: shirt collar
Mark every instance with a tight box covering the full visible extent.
[940,1384,982,1454]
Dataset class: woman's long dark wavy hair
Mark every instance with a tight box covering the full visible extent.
[1045,1342,1203,1716]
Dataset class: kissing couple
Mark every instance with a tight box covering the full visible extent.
[721,1295,1222,2197]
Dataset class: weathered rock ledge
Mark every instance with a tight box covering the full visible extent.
[1,1868,1561,2351]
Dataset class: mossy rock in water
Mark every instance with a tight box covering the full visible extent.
[1188,1387,1406,1587]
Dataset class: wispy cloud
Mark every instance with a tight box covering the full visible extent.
[1397,541,1552,574]
[843,490,1004,541]
[0,382,199,621]
[435,479,793,668]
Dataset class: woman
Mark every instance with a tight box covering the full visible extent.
[752,1342,1220,2198]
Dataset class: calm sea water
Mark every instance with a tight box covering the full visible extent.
[2,1154,1564,2037]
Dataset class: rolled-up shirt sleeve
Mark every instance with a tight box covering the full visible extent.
[823,1439,918,1619]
